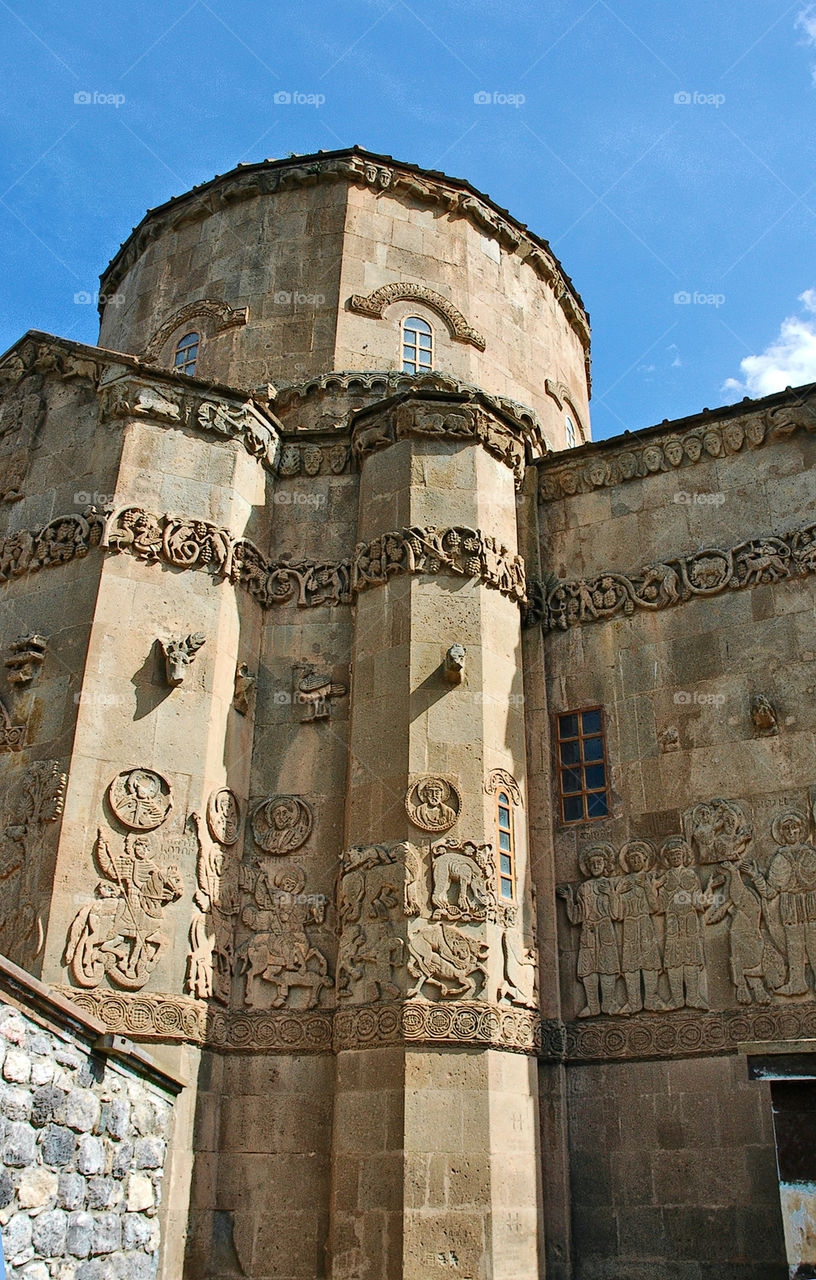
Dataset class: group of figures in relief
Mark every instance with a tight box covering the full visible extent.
[558,796,816,1018]
[62,765,538,1015]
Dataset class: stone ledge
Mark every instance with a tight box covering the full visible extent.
[0,956,184,1095]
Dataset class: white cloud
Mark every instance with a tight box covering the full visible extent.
[723,291,816,398]
[797,8,816,79]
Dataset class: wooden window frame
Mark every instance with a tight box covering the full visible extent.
[173,331,200,376]
[555,705,610,825]
[495,788,516,903]
[401,315,433,374]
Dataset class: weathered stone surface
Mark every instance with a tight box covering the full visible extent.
[17,1167,58,1209]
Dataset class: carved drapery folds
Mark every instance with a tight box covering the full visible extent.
[351,394,526,485]
[103,507,527,607]
[526,520,816,632]
[557,795,816,1028]
[348,282,486,350]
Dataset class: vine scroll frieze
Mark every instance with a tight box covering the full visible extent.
[526,519,816,632]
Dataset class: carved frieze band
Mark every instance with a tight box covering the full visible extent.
[537,391,816,502]
[525,518,816,632]
[351,396,526,485]
[0,508,105,585]
[102,509,527,607]
[348,283,486,350]
[58,990,541,1055]
[541,1006,816,1063]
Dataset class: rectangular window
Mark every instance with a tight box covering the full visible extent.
[556,707,610,823]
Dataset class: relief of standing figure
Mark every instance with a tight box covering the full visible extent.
[557,843,621,1018]
[616,841,665,1015]
[654,835,709,1011]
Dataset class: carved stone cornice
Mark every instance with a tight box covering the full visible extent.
[101,509,527,607]
[525,518,816,632]
[348,283,486,350]
[537,388,816,503]
[98,148,590,388]
[58,989,540,1055]
[140,299,248,364]
[98,375,281,470]
[541,1005,816,1063]
[350,391,527,485]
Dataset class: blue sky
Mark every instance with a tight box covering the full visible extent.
[1,0,815,440]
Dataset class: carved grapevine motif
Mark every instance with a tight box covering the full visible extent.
[527,521,816,631]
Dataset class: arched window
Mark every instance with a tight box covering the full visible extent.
[496,789,516,901]
[565,415,577,449]
[402,316,433,373]
[173,331,200,375]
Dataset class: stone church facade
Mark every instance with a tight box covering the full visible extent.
[0,146,813,1278]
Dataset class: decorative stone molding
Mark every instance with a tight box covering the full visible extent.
[351,393,526,485]
[541,1005,816,1063]
[140,299,248,364]
[485,769,522,806]
[0,695,26,750]
[0,508,105,585]
[537,390,816,503]
[98,376,281,470]
[4,633,47,686]
[334,1000,541,1055]
[102,508,528,607]
[348,282,486,350]
[526,518,816,632]
[276,440,350,476]
[273,371,543,453]
[57,990,542,1054]
[0,337,103,390]
[544,378,587,443]
[98,148,590,386]
[59,988,335,1052]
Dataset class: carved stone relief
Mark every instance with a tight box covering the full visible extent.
[0,760,66,963]
[526,518,816,632]
[251,795,313,854]
[533,394,816,502]
[233,663,255,715]
[139,299,248,364]
[4,634,47,686]
[108,768,172,831]
[295,665,347,722]
[160,632,205,687]
[0,508,105,586]
[484,769,522,806]
[557,796,816,1020]
[351,397,525,484]
[237,862,332,1010]
[274,441,350,476]
[0,696,26,751]
[65,824,187,991]
[348,282,486,349]
[187,813,241,1005]
[405,777,461,833]
[750,693,779,735]
[206,788,241,846]
[336,843,412,1003]
[406,922,489,1000]
[430,838,496,922]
